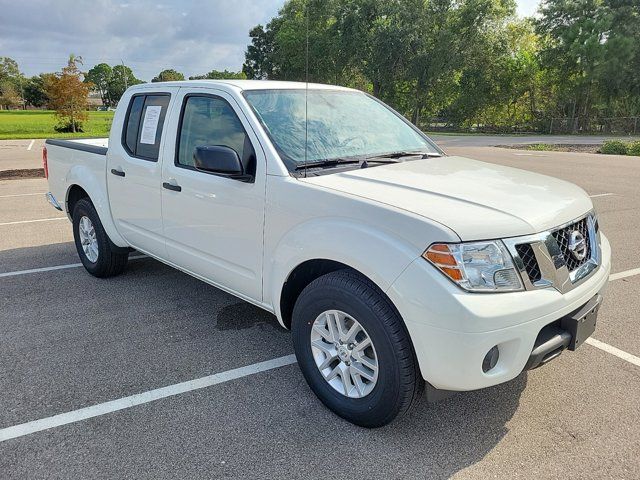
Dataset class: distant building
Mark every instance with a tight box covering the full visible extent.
[87,92,104,108]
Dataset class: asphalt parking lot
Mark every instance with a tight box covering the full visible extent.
[1,137,639,479]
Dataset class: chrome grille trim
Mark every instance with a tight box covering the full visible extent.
[502,211,601,294]
[515,243,542,283]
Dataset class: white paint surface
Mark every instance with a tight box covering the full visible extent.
[0,217,66,226]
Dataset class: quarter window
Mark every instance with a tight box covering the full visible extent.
[177,95,255,175]
[122,94,171,161]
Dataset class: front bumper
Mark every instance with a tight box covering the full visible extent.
[387,234,611,391]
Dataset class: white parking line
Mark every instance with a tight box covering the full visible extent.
[0,255,147,278]
[585,338,640,367]
[27,140,35,151]
[0,263,84,278]
[0,217,66,226]
[589,193,616,198]
[0,355,297,442]
[0,193,46,199]
[609,267,640,281]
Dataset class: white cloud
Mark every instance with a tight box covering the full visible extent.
[0,0,285,80]
[516,0,541,17]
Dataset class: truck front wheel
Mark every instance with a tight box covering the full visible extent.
[291,269,423,427]
[72,198,128,278]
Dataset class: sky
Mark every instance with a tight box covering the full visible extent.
[0,0,541,81]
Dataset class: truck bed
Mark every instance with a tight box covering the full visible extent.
[44,137,110,218]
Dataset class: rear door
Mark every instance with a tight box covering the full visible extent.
[159,88,266,301]
[107,88,179,257]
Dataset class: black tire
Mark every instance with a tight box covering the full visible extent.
[292,269,423,428]
[72,198,129,278]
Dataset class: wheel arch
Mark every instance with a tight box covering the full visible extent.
[64,165,128,247]
[267,217,423,326]
[66,184,90,218]
[279,258,354,329]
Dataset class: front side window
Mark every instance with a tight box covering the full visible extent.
[243,89,441,171]
[122,94,171,161]
[177,95,255,174]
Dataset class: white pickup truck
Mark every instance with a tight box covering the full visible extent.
[45,80,611,427]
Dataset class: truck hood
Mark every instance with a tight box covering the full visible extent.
[301,156,593,240]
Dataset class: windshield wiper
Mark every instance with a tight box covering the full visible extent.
[294,158,361,170]
[366,151,440,160]
[294,151,440,171]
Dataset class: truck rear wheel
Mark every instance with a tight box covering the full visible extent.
[72,198,129,278]
[291,269,423,427]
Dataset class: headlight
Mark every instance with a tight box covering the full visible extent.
[423,240,523,292]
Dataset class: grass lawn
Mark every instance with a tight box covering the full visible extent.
[0,110,114,140]
[497,143,602,154]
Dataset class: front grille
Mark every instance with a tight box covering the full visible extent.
[551,218,591,272]
[516,243,542,282]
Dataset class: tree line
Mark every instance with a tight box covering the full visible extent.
[2,0,638,133]
[242,0,640,133]
[0,58,245,111]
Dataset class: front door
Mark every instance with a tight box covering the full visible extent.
[160,89,266,302]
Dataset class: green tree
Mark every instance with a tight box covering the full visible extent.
[598,0,640,117]
[0,80,22,109]
[108,64,142,105]
[151,69,185,82]
[189,69,246,80]
[23,74,51,107]
[0,57,25,109]
[243,23,280,79]
[0,57,21,83]
[242,0,640,132]
[86,63,113,107]
[537,0,609,127]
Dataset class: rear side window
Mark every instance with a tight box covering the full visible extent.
[124,96,144,153]
[122,94,171,161]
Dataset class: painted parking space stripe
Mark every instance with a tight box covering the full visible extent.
[0,262,86,278]
[0,355,297,442]
[589,193,617,198]
[0,217,67,226]
[0,192,46,199]
[609,268,640,281]
[585,338,640,367]
[27,140,35,151]
[0,255,147,278]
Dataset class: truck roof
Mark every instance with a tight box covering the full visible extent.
[127,79,356,92]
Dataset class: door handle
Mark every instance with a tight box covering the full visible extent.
[110,168,125,177]
[163,182,182,192]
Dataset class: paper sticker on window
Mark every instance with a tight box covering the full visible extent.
[139,105,162,144]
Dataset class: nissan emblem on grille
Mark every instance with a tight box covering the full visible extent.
[568,230,587,261]
[503,213,599,294]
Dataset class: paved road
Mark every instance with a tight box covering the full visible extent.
[0,144,639,478]
[0,139,45,171]
[431,133,639,148]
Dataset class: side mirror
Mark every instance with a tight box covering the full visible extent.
[194,145,247,179]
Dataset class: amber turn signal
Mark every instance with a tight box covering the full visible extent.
[423,244,464,282]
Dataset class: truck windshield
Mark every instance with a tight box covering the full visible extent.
[243,89,441,171]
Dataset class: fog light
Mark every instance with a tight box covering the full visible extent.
[482,346,499,373]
